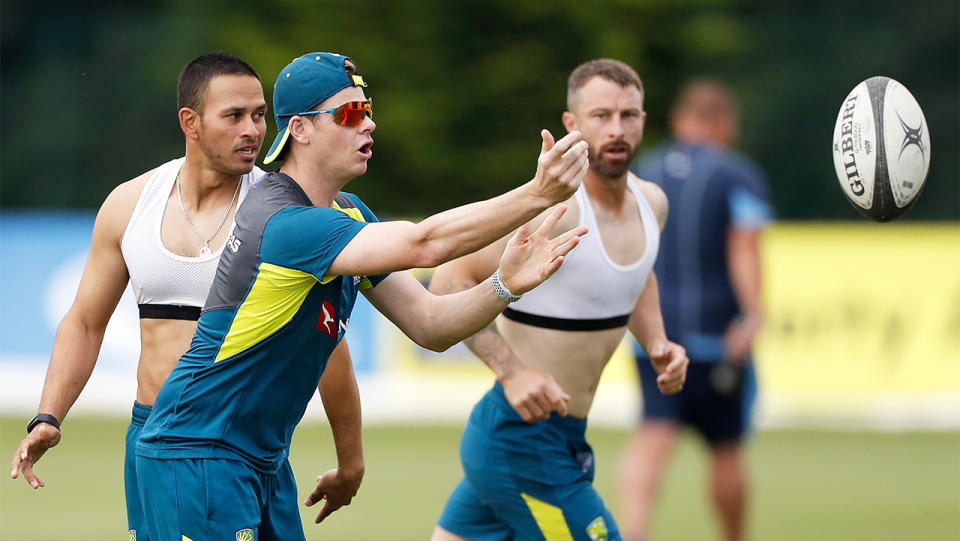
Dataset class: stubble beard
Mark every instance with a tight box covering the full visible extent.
[588,139,639,179]
[197,128,256,178]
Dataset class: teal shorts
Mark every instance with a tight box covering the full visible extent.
[125,401,152,540]
[135,455,304,541]
[438,383,620,541]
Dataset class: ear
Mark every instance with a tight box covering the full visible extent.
[561,111,577,133]
[179,108,201,141]
[287,116,311,145]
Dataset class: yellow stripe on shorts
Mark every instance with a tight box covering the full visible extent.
[521,493,574,541]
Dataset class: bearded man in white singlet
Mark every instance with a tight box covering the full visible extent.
[9,52,361,541]
[430,59,689,541]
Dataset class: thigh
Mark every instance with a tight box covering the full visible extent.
[125,415,147,539]
[137,456,263,540]
[260,459,306,541]
[684,362,746,445]
[462,426,620,540]
[437,477,512,541]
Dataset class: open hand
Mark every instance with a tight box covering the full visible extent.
[531,129,589,205]
[10,423,61,489]
[497,205,588,295]
[502,367,570,423]
[648,340,688,395]
[304,467,363,524]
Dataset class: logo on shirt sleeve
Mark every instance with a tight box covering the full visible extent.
[316,301,337,338]
[236,529,254,541]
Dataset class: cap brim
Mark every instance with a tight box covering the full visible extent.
[263,127,291,165]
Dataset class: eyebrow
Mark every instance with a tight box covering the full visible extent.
[223,103,268,114]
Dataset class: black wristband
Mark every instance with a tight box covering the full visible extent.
[26,413,61,434]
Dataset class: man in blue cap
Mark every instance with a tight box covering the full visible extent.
[135,51,591,539]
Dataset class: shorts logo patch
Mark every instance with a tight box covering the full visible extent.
[128,530,136,541]
[236,529,254,541]
[586,516,608,541]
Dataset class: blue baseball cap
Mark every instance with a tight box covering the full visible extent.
[263,52,367,165]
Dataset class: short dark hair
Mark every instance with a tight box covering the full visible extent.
[567,58,644,111]
[671,78,738,121]
[177,52,259,113]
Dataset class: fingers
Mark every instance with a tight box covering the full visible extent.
[510,221,533,244]
[542,130,582,162]
[546,383,570,417]
[557,140,589,178]
[540,129,556,154]
[550,226,588,257]
[21,459,42,489]
[532,205,568,239]
[305,486,323,507]
[10,446,22,479]
[315,500,337,524]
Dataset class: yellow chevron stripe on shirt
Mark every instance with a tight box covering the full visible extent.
[521,493,574,541]
[215,263,316,362]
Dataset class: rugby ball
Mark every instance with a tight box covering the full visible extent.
[831,76,930,222]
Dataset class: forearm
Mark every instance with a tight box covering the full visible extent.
[36,315,106,422]
[629,273,669,352]
[417,276,510,352]
[413,183,549,267]
[318,344,364,477]
[430,274,523,381]
[727,229,764,322]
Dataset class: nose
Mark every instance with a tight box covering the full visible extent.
[242,115,262,139]
[609,114,625,139]
[359,114,376,134]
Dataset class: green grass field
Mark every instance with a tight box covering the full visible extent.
[1,416,957,540]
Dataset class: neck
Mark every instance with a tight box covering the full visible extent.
[178,148,244,209]
[583,170,629,213]
[279,157,346,208]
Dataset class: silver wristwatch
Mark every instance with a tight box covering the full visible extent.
[492,269,522,303]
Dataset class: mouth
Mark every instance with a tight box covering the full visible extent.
[601,143,631,161]
[236,144,259,159]
[357,140,374,159]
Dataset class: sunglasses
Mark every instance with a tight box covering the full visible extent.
[280,99,373,127]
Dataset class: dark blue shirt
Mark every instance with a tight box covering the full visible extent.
[633,141,773,361]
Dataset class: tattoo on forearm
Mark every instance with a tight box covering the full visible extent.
[465,323,519,380]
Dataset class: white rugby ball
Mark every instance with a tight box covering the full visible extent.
[831,76,930,222]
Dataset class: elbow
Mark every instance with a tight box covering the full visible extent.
[414,331,457,353]
[406,225,456,268]
[411,239,454,269]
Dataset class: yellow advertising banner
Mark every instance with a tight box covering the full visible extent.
[385,223,960,394]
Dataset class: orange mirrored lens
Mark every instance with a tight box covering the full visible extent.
[333,101,372,126]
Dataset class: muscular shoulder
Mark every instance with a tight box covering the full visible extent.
[96,167,157,241]
[632,174,668,231]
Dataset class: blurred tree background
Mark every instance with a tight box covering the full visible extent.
[2,0,957,219]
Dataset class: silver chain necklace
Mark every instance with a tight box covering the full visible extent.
[175,173,243,256]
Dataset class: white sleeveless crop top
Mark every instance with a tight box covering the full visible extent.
[503,177,659,330]
[120,158,264,319]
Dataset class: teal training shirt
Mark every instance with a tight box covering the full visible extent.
[136,172,386,472]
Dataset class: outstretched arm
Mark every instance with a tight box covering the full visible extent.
[305,340,364,524]
[364,205,586,353]
[10,178,140,488]
[329,130,589,278]
[428,219,570,422]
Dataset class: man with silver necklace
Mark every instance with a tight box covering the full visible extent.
[9,52,361,541]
